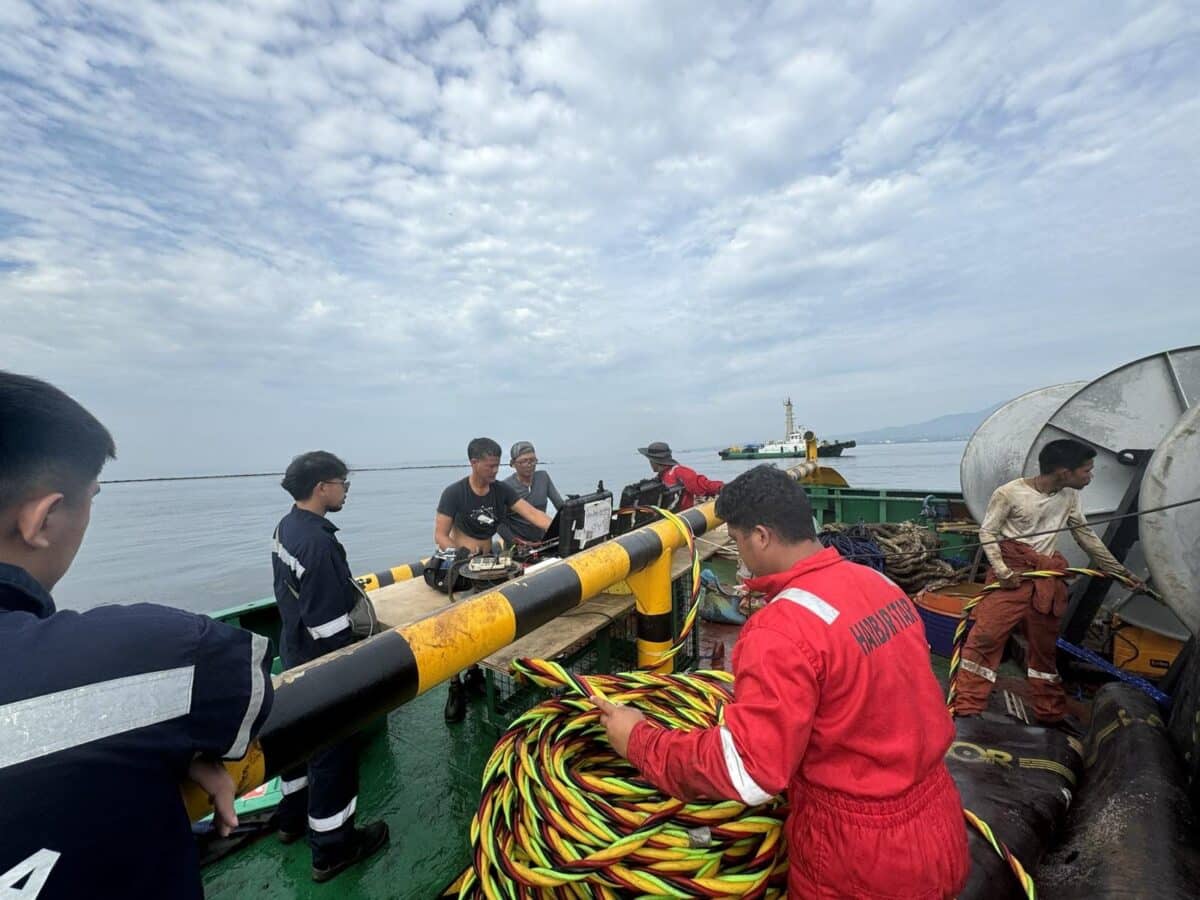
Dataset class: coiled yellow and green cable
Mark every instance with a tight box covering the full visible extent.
[450,661,789,898]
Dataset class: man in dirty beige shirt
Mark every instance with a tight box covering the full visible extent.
[956,439,1141,726]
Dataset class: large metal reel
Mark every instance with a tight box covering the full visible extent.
[1024,347,1200,638]
[1024,346,1200,515]
[1139,405,1200,636]
[960,382,1086,524]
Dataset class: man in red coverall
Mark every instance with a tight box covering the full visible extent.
[638,441,723,510]
[594,465,969,898]
[954,439,1141,725]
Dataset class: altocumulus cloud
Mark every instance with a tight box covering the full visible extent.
[1,0,1198,476]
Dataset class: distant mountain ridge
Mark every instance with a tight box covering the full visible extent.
[849,403,1002,444]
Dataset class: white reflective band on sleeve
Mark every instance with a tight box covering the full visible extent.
[775,588,840,624]
[961,659,997,683]
[307,614,351,640]
[225,634,269,759]
[1,666,194,770]
[272,536,306,580]
[1028,668,1062,683]
[719,727,773,806]
[280,775,309,795]
[309,796,357,832]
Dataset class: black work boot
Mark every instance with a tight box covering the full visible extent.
[311,821,390,883]
[444,677,466,723]
[270,797,307,844]
[463,665,486,699]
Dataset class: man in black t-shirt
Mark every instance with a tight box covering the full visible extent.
[432,437,550,722]
[434,437,550,555]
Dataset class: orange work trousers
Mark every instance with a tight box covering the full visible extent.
[954,581,1067,721]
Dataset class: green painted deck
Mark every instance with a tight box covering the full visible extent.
[202,487,972,898]
[204,682,491,898]
[201,641,968,899]
[203,574,717,898]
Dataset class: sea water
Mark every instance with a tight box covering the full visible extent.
[56,441,967,614]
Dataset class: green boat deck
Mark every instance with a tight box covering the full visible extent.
[204,684,494,898]
[202,633,970,899]
[202,485,973,898]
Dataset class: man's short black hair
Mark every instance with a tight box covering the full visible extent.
[1038,439,1097,475]
[467,437,501,461]
[0,371,116,509]
[715,465,816,542]
[281,451,348,501]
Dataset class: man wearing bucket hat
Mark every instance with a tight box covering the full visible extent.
[638,441,724,510]
[499,441,563,545]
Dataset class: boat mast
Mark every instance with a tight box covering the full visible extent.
[784,397,794,440]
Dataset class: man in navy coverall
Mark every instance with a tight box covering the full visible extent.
[0,371,274,900]
[271,450,389,881]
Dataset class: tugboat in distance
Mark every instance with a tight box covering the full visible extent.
[718,398,856,460]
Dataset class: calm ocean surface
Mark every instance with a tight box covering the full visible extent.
[57,441,967,614]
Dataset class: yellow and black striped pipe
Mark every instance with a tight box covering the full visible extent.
[354,558,429,592]
[627,546,676,672]
[185,502,719,820]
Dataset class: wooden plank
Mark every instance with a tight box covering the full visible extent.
[371,577,454,630]
[480,593,635,674]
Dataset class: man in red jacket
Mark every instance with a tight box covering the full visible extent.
[638,441,723,510]
[594,465,969,898]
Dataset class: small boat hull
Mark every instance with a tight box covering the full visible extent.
[719,440,856,459]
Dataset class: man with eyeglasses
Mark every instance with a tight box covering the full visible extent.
[498,441,563,546]
[271,451,389,882]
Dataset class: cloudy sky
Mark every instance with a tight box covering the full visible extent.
[2,0,1198,478]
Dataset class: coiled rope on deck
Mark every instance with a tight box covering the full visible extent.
[820,521,966,594]
[817,525,886,573]
[451,661,790,898]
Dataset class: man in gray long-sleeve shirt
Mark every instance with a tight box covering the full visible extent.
[499,441,563,544]
[956,438,1141,725]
